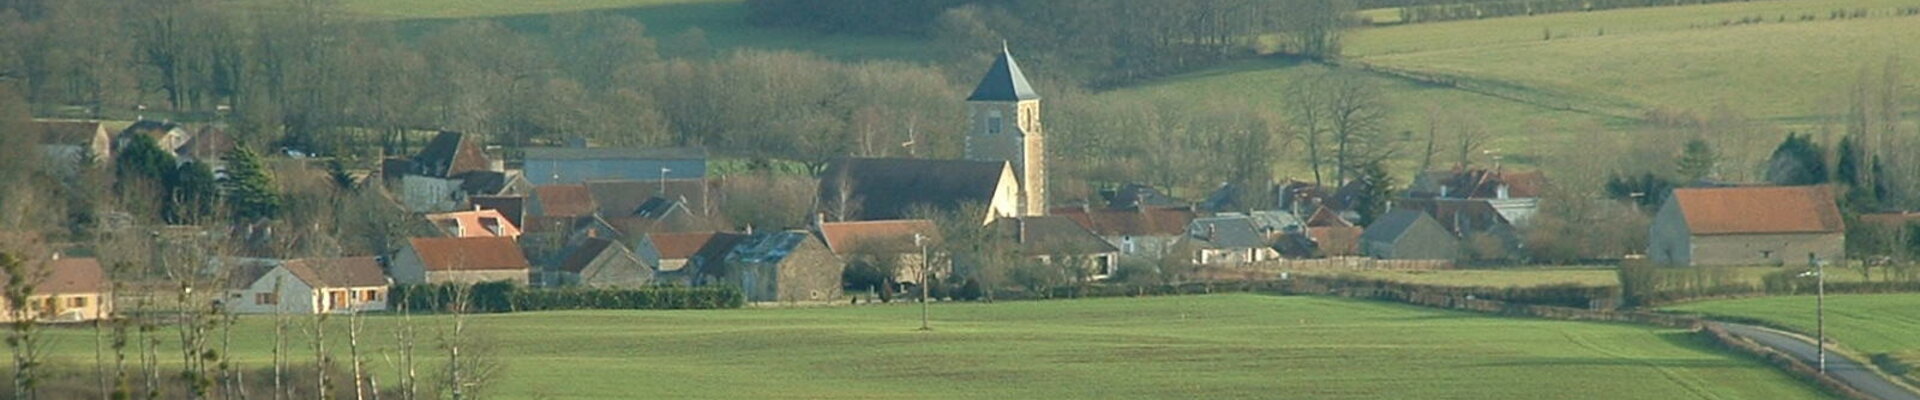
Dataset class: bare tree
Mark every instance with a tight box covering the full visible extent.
[438,283,499,400]
[349,309,367,400]
[0,238,51,400]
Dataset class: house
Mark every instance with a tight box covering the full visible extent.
[1218,210,1304,239]
[552,238,654,288]
[1302,205,1363,256]
[1395,197,1522,256]
[584,179,715,217]
[179,125,235,164]
[1183,216,1278,265]
[1648,186,1844,266]
[707,230,844,303]
[117,119,191,154]
[522,145,707,186]
[818,158,1021,224]
[390,237,532,284]
[468,195,527,228]
[992,215,1122,278]
[0,256,111,323]
[36,120,112,168]
[634,232,747,284]
[1360,209,1460,260]
[1053,206,1194,260]
[225,257,389,314]
[425,208,522,239]
[605,196,721,235]
[815,219,942,284]
[529,184,597,218]
[398,131,504,212]
[1407,167,1546,226]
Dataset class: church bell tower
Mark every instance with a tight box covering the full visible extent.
[965,44,1046,216]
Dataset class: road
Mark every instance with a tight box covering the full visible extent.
[1714,322,1920,400]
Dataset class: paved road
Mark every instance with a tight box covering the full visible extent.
[1714,322,1920,400]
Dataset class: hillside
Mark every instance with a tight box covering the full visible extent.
[44,295,1831,398]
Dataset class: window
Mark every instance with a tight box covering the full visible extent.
[363,289,383,301]
[256,293,278,305]
[68,297,87,308]
[987,110,1003,135]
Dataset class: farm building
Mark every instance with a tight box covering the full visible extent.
[522,145,707,186]
[1054,206,1195,260]
[391,237,532,285]
[1648,186,1844,266]
[1359,209,1460,260]
[707,230,843,303]
[552,238,655,288]
[815,219,942,284]
[818,158,1021,223]
[1184,215,1277,265]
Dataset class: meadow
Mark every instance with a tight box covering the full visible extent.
[40,294,1831,399]
[1290,265,1878,289]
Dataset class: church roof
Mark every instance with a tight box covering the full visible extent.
[966,47,1040,102]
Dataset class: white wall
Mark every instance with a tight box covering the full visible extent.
[225,268,319,314]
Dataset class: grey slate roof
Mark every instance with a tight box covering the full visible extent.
[819,158,1009,221]
[966,48,1040,102]
[1187,216,1266,249]
[1360,209,1429,243]
[523,147,707,161]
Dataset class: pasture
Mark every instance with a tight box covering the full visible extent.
[39,294,1830,398]
[1666,294,1920,382]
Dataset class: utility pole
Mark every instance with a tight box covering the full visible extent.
[916,234,931,331]
[1816,254,1826,374]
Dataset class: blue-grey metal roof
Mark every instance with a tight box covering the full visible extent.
[966,48,1040,102]
[1188,216,1266,249]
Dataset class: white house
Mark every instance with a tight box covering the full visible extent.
[226,257,391,314]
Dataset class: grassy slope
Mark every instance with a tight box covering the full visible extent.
[1349,0,1920,122]
[1666,294,1920,355]
[48,295,1828,399]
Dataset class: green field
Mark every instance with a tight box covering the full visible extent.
[1666,293,1920,382]
[43,295,1830,398]
[1667,294,1920,355]
[334,0,724,20]
[1301,267,1622,287]
[1348,0,1920,121]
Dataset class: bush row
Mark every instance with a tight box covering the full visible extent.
[389,282,744,313]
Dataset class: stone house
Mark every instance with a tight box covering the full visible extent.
[552,238,654,288]
[1360,209,1460,260]
[116,119,191,154]
[992,215,1122,279]
[1053,206,1194,260]
[1648,186,1844,266]
[36,120,112,170]
[707,230,844,303]
[391,237,532,285]
[225,257,389,314]
[634,232,746,285]
[1184,216,1278,265]
[0,256,111,323]
[815,219,942,284]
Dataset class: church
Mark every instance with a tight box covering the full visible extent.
[818,46,1050,223]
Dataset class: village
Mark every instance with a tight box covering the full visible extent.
[8,47,1878,319]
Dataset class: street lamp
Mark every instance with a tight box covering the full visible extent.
[1800,254,1827,374]
[915,233,932,331]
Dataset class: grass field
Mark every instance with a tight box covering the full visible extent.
[1665,293,1920,382]
[1300,267,1622,287]
[42,295,1830,398]
[1348,0,1920,121]
[1666,294,1920,355]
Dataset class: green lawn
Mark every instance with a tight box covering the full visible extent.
[45,294,1831,398]
[1301,267,1622,287]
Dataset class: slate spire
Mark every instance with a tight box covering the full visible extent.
[966,44,1040,102]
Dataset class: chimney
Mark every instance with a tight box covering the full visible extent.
[1496,184,1510,200]
[813,212,828,231]
[1206,223,1217,241]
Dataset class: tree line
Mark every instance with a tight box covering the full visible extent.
[751,0,1355,87]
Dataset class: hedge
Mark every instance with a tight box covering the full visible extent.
[389,282,744,313]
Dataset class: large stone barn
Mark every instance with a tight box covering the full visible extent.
[1648,186,1844,266]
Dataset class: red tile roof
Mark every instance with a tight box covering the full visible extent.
[407,237,531,271]
[649,232,746,260]
[533,184,597,217]
[1053,207,1194,237]
[1306,206,1353,228]
[816,219,940,255]
[426,209,523,238]
[1308,227,1363,256]
[1671,186,1843,235]
[37,257,107,295]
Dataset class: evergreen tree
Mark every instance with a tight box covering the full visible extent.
[1351,160,1396,226]
[113,134,176,188]
[1675,138,1716,182]
[221,147,280,221]
[163,162,220,223]
[1762,133,1827,186]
